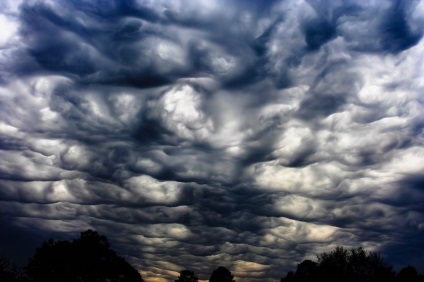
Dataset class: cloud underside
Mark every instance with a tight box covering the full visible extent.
[1,0,424,281]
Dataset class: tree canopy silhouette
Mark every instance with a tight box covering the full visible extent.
[175,270,198,282]
[26,229,143,282]
[0,257,26,282]
[395,266,424,282]
[209,266,235,282]
[281,246,395,282]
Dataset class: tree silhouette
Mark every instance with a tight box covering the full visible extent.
[175,270,198,282]
[1,258,16,282]
[0,257,26,282]
[395,266,424,282]
[281,271,294,282]
[26,230,143,282]
[209,266,235,282]
[317,246,349,281]
[317,246,395,282]
[295,260,317,282]
[281,246,396,282]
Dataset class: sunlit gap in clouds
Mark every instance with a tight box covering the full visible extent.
[0,0,424,281]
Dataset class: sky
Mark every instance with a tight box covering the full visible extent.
[0,0,423,281]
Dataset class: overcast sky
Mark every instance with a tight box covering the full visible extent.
[0,0,424,281]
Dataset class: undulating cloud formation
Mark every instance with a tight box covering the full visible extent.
[1,0,424,281]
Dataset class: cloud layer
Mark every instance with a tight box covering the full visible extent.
[1,0,424,281]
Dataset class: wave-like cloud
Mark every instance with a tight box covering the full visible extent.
[1,0,423,281]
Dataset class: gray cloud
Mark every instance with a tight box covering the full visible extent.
[1,0,424,281]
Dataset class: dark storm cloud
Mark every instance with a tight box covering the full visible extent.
[1,0,424,281]
[16,0,182,87]
[301,0,423,53]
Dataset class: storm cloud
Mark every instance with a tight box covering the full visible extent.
[1,0,424,281]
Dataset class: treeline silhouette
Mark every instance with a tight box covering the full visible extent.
[0,230,422,282]
[280,246,424,282]
[1,230,143,282]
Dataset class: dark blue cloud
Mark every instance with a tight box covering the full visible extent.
[377,0,423,53]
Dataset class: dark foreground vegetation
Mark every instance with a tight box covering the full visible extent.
[0,230,422,282]
[1,230,143,282]
[280,246,424,282]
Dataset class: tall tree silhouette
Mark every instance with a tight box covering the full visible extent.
[26,230,143,282]
[175,270,198,282]
[209,266,235,282]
